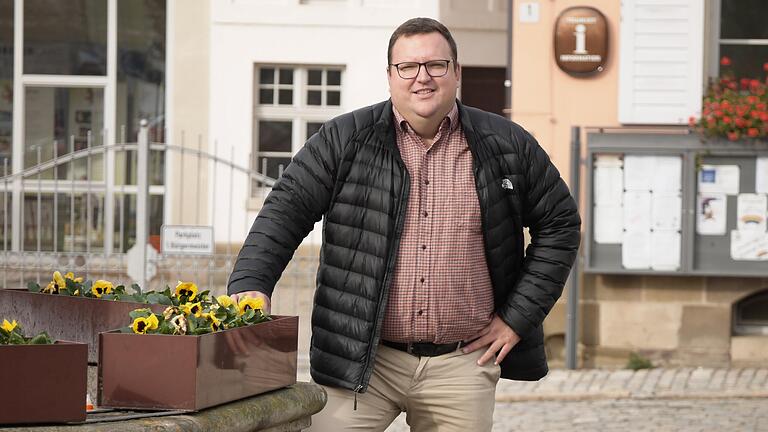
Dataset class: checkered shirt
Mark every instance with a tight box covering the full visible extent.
[380,103,495,344]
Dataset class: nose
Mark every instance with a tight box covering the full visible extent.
[415,64,432,82]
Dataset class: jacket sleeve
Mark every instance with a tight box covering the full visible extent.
[227,125,341,297]
[497,129,582,339]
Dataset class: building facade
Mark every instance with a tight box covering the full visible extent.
[511,0,768,368]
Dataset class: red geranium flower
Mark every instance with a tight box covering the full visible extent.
[727,131,740,141]
[748,128,759,137]
[720,56,732,66]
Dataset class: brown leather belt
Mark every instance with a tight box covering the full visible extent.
[381,339,468,357]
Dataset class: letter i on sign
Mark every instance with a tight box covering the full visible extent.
[573,24,587,54]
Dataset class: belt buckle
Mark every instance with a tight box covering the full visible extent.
[406,342,415,355]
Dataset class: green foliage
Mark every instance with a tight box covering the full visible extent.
[626,352,654,370]
[124,293,271,336]
[0,320,53,345]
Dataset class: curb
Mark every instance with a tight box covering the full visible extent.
[495,390,768,402]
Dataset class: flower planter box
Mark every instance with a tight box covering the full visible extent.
[0,289,165,363]
[0,341,87,424]
[98,315,298,411]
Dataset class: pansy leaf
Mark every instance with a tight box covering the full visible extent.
[118,326,134,334]
[129,309,151,320]
[131,283,142,295]
[28,332,52,345]
[8,332,25,345]
[27,281,41,292]
[194,327,211,335]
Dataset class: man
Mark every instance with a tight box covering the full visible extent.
[228,17,580,431]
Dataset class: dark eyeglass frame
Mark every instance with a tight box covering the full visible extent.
[389,59,453,79]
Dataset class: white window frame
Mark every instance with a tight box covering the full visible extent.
[250,65,344,203]
[9,0,168,253]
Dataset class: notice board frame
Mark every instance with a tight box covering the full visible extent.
[584,130,768,277]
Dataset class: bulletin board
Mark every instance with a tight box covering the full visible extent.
[584,131,768,276]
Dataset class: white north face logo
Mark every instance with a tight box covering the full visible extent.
[501,179,514,190]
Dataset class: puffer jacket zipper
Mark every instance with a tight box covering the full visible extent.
[353,150,410,406]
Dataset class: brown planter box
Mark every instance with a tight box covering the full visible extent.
[0,341,87,424]
[0,289,165,363]
[99,315,298,411]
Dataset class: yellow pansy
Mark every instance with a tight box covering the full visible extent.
[175,281,198,301]
[204,312,222,331]
[91,280,114,298]
[43,271,67,294]
[238,296,265,316]
[1,319,18,332]
[146,313,159,331]
[182,302,203,317]
[64,272,84,283]
[216,295,233,308]
[131,317,151,334]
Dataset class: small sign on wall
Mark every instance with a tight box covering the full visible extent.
[554,6,608,75]
[162,225,214,255]
[519,2,540,23]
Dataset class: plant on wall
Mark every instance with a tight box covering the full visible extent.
[689,58,768,141]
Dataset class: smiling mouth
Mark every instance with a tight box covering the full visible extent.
[413,89,435,95]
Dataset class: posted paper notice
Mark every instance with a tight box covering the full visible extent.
[698,165,740,195]
[650,231,681,271]
[730,230,768,261]
[623,191,651,232]
[652,193,682,231]
[736,193,767,232]
[696,193,727,235]
[594,205,623,244]
[622,231,651,269]
[757,158,768,194]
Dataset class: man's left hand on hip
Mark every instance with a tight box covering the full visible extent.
[462,315,521,366]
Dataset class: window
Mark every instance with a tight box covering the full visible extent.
[117,0,166,143]
[715,0,768,78]
[252,65,343,196]
[733,290,768,336]
[24,0,107,75]
[24,87,105,180]
[2,1,167,255]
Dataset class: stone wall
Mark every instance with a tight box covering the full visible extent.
[541,274,768,369]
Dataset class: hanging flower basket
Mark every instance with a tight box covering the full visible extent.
[689,58,768,141]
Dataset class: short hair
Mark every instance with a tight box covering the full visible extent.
[387,17,458,65]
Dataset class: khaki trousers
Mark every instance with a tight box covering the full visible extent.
[310,343,501,432]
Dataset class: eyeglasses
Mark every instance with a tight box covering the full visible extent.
[389,60,452,79]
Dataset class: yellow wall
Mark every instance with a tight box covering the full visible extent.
[511,0,621,192]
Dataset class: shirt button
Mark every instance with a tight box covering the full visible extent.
[420,277,425,283]
[425,180,430,185]
[423,211,428,217]
[421,245,426,250]
[417,310,424,316]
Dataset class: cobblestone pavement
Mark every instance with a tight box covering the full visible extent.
[370,367,768,432]
[386,397,768,431]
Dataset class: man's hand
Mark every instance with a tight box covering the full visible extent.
[225,291,272,355]
[229,290,272,315]
[461,315,521,366]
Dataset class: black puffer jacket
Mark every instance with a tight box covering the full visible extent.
[228,99,580,392]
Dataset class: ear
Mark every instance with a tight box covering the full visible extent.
[454,61,462,85]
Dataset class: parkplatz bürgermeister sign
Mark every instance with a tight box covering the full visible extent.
[162,225,214,255]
